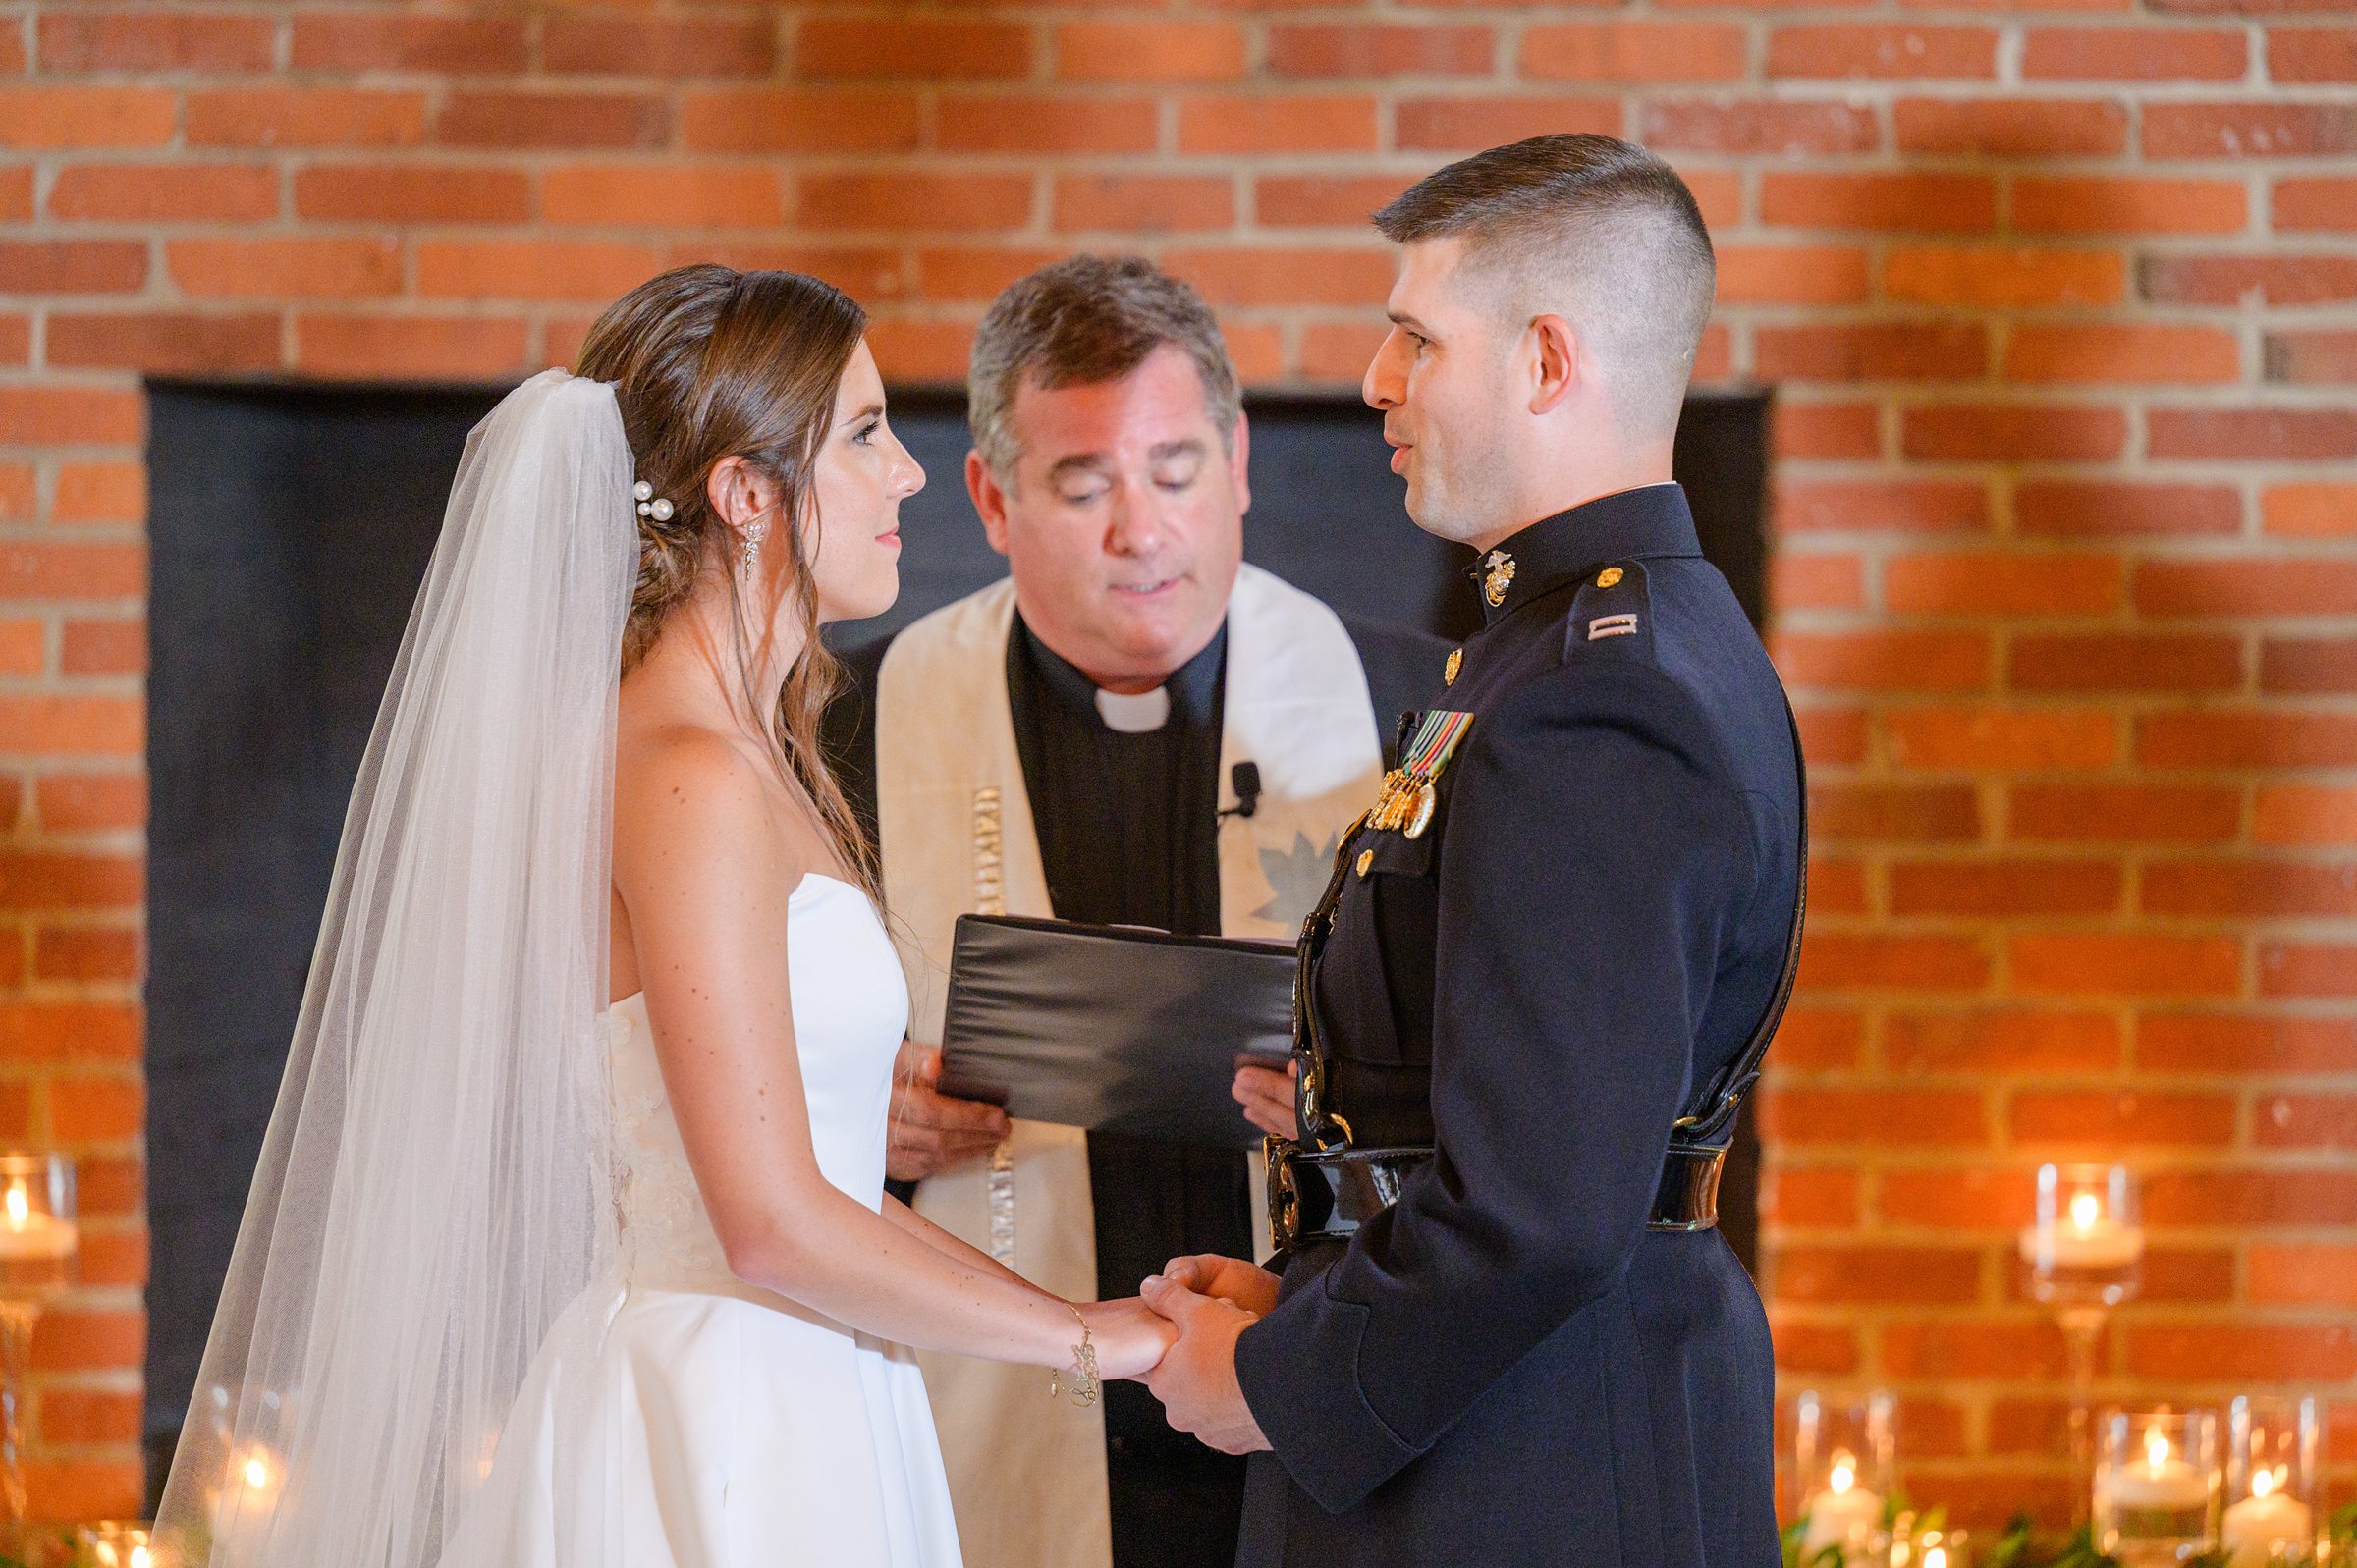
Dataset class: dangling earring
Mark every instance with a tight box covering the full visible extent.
[740,516,769,580]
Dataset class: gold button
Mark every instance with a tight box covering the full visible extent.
[1355,849,1374,878]
[1597,566,1624,589]
[1443,648,1462,686]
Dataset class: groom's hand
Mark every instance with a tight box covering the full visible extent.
[1139,1272,1272,1455]
[1162,1253,1280,1317]
[886,1039,1011,1182]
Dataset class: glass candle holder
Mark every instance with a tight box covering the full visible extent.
[73,1521,155,1568]
[2020,1163,2144,1308]
[2223,1397,2321,1568]
[2095,1408,2221,1566]
[1794,1390,1896,1566]
[0,1154,77,1302]
[2021,1162,2143,1483]
[0,1153,74,1541]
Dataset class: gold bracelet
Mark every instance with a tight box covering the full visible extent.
[1047,1303,1100,1408]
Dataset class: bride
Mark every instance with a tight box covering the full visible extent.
[155,265,1176,1567]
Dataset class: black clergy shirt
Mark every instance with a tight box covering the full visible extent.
[1003,614,1254,1567]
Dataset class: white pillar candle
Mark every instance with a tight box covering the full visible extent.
[2102,1428,2212,1513]
[1802,1455,1883,1564]
[2221,1472,2311,1568]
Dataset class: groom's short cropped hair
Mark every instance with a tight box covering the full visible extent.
[1375,134,1716,439]
[968,254,1242,486]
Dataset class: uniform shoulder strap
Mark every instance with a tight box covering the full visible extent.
[1562,560,1655,667]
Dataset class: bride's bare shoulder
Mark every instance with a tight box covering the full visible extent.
[612,721,806,893]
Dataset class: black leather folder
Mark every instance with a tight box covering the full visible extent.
[936,913,1295,1149]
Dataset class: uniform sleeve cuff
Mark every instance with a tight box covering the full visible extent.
[1235,1278,1423,1514]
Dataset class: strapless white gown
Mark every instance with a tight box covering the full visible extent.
[444,875,962,1567]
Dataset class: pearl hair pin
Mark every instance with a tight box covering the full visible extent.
[631,479,675,523]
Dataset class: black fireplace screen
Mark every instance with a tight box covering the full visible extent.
[142,377,1769,1488]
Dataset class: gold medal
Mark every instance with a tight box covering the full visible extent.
[1402,782,1437,840]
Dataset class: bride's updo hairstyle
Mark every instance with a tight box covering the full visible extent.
[576,263,878,897]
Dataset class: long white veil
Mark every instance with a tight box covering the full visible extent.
[156,370,637,1566]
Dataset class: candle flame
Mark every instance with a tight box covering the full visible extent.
[1925,1547,1948,1568]
[129,1548,150,1568]
[1830,1453,1856,1494]
[2252,1466,2275,1499]
[244,1455,270,1488]
[6,1186,28,1227]
[2069,1191,2101,1231]
[2145,1428,2170,1470]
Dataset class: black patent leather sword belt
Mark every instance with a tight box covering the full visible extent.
[1270,1139,1729,1250]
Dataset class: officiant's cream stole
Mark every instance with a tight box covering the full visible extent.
[873,565,1386,1568]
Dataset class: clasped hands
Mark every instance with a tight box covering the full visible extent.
[1069,1257,1275,1454]
[1098,1253,1278,1455]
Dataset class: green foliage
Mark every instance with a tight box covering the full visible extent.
[2006,1521,2116,1568]
[1791,1499,2253,1565]
[1978,1521,2234,1568]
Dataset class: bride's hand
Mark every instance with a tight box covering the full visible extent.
[1075,1296,1178,1380]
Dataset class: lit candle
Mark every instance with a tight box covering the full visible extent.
[226,1441,283,1512]
[0,1181,76,1261]
[1803,1452,1885,1564]
[2019,1191,2145,1270]
[75,1522,156,1568]
[2221,1467,2312,1568]
[2103,1427,2213,1512]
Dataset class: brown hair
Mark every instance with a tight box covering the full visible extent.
[576,263,878,899]
[1375,135,1716,435]
[966,253,1241,484]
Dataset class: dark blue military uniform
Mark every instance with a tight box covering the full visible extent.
[1233,482,1799,1568]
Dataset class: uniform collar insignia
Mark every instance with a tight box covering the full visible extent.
[1480,551,1516,607]
[1468,482,1703,626]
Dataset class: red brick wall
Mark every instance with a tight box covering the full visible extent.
[2,0,2351,1526]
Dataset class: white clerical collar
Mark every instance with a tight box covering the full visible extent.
[1094,685,1171,733]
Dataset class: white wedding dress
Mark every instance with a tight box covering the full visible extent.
[445,873,963,1567]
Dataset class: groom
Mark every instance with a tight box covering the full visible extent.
[825,254,1443,1568]
[1140,135,1798,1567]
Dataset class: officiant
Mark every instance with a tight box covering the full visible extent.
[824,254,1442,1568]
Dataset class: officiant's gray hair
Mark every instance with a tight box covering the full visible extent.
[967,254,1242,485]
[1376,134,1716,440]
